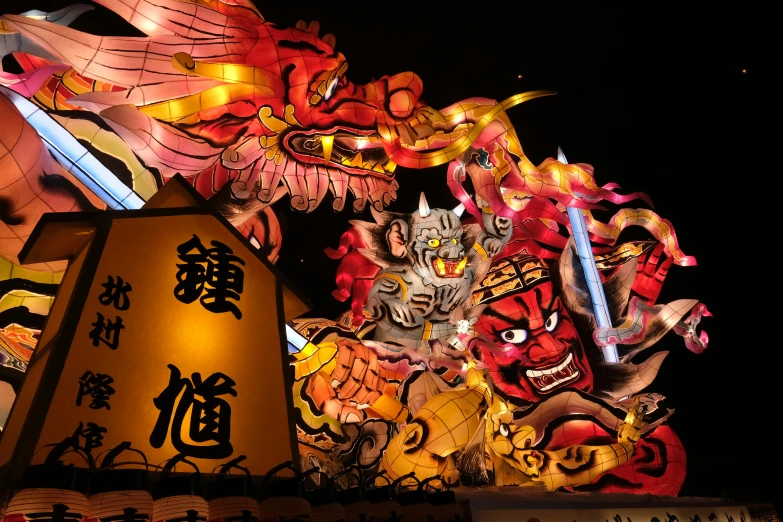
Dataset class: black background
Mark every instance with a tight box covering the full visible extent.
[7,0,776,509]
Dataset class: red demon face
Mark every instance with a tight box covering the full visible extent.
[472,280,594,402]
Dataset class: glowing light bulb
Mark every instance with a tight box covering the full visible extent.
[139,17,158,34]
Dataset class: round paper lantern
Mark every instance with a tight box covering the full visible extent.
[152,456,208,522]
[362,471,403,522]
[3,438,91,522]
[257,461,311,522]
[301,471,345,522]
[332,468,370,522]
[207,456,260,522]
[86,442,153,522]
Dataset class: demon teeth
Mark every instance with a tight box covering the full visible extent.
[538,371,579,392]
[526,352,573,378]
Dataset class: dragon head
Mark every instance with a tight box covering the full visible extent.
[0,0,436,217]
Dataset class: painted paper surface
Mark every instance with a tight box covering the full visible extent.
[25,213,297,473]
[0,0,715,497]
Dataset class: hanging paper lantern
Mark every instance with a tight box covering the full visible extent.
[333,468,371,522]
[86,442,153,522]
[3,438,91,522]
[152,456,208,522]
[301,471,345,522]
[257,461,311,522]
[4,488,91,522]
[207,456,261,522]
[362,471,404,522]
[419,478,462,522]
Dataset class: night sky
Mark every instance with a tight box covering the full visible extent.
[8,0,774,509]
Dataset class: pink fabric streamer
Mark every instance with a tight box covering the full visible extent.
[674,303,712,354]
[0,64,68,97]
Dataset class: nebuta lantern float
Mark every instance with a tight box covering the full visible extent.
[0,0,714,504]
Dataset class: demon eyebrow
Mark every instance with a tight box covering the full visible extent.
[278,40,325,55]
[483,307,529,330]
[513,295,531,315]
[534,287,557,317]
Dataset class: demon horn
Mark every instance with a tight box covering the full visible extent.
[557,147,568,163]
[452,202,466,217]
[419,192,431,217]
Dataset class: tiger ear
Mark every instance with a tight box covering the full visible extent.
[386,219,408,258]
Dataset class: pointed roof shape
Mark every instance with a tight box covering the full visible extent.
[18,174,311,320]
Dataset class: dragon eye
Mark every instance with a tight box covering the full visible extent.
[500,329,527,344]
[427,239,440,248]
[324,77,339,100]
[544,312,558,332]
[499,424,510,437]
[452,238,458,244]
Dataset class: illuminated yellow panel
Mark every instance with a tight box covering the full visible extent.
[0,179,309,477]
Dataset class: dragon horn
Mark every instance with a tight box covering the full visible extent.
[384,91,556,169]
[557,147,568,163]
[419,192,431,217]
[452,202,466,217]
[172,52,280,93]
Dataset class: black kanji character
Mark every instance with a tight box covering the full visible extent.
[99,507,150,522]
[26,503,84,522]
[174,235,246,319]
[202,240,245,318]
[76,371,115,410]
[167,510,206,522]
[98,275,132,310]
[174,235,208,304]
[225,511,259,522]
[89,313,125,350]
[149,364,237,459]
[73,421,107,454]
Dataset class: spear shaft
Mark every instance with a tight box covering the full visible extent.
[558,148,619,363]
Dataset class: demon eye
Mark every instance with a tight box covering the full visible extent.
[544,311,558,332]
[499,424,510,437]
[500,329,527,344]
[325,76,339,100]
[427,238,441,248]
[452,238,458,244]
